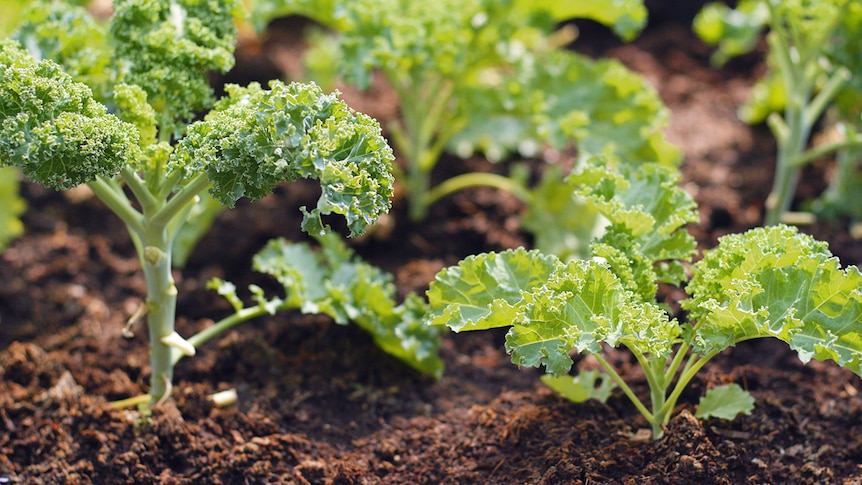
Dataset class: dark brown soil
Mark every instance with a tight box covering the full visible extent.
[2,9,862,485]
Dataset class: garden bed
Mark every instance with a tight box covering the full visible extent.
[1,9,861,485]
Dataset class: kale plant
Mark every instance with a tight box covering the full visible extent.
[426,157,861,439]
[0,0,422,409]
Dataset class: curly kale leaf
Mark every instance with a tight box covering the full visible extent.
[0,40,140,189]
[172,80,394,237]
[110,0,241,137]
[250,233,444,377]
[683,225,862,375]
[11,0,113,102]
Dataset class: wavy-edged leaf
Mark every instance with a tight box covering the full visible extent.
[426,248,559,331]
[11,0,113,101]
[0,40,140,189]
[683,225,862,376]
[506,259,678,375]
[452,50,679,166]
[172,80,394,237]
[251,234,443,376]
[570,159,698,297]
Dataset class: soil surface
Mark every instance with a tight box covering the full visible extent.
[2,7,862,485]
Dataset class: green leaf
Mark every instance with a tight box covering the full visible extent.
[541,370,617,404]
[0,40,140,189]
[683,225,862,376]
[11,0,113,101]
[508,260,678,376]
[252,234,443,376]
[512,0,647,41]
[425,248,560,331]
[0,167,25,251]
[521,165,601,261]
[693,0,769,66]
[172,80,395,237]
[571,159,698,297]
[110,0,242,136]
[696,383,755,420]
[451,50,680,167]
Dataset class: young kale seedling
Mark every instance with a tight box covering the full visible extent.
[694,0,862,225]
[1,0,397,408]
[426,157,862,439]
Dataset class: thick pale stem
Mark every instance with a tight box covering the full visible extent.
[141,239,178,405]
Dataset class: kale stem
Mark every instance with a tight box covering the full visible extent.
[592,353,656,430]
[87,176,145,235]
[423,172,531,208]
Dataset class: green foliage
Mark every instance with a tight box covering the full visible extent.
[173,80,394,237]
[696,383,755,420]
[244,232,443,376]
[452,49,679,167]
[2,0,399,409]
[110,0,242,138]
[541,370,617,404]
[252,0,659,221]
[694,0,862,224]
[0,167,25,250]
[427,159,862,439]
[0,39,140,189]
[11,0,113,101]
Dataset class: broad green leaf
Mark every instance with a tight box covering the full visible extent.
[684,225,862,376]
[512,0,647,41]
[451,50,680,167]
[425,248,559,331]
[172,81,395,237]
[541,369,617,404]
[696,383,755,420]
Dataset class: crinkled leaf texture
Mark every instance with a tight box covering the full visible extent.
[110,0,241,136]
[172,80,395,238]
[11,0,113,101]
[251,233,443,377]
[452,49,679,166]
[428,160,691,375]
[572,158,698,296]
[683,225,862,377]
[427,248,678,376]
[0,39,140,189]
